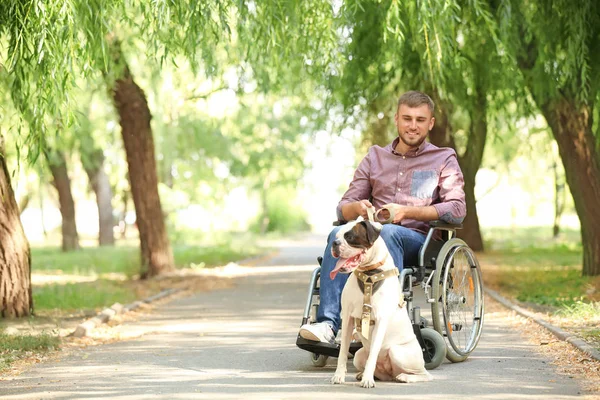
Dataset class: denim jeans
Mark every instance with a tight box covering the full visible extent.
[316,224,426,333]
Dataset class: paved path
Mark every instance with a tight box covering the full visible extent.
[0,234,590,399]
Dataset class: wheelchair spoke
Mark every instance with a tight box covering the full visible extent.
[442,244,484,357]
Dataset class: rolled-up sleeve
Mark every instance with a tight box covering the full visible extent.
[336,151,373,221]
[432,152,466,224]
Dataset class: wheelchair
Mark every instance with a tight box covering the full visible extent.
[296,221,485,370]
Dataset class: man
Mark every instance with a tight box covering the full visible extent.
[299,90,466,344]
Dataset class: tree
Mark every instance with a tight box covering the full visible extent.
[0,135,32,317]
[0,0,236,315]
[108,42,174,277]
[44,148,80,251]
[78,126,115,247]
[493,0,600,276]
[226,94,316,233]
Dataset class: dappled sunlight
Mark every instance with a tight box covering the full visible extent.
[188,263,319,278]
[3,240,589,399]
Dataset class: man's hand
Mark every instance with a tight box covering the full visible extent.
[341,199,373,221]
[355,200,374,220]
[376,203,406,224]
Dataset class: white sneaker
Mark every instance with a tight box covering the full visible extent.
[299,322,335,344]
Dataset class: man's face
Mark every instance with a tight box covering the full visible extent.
[394,104,435,149]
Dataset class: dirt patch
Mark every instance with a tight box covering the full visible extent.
[494,299,600,397]
[483,266,600,398]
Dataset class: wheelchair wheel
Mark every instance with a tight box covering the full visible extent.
[310,353,328,367]
[431,238,484,363]
[421,328,446,370]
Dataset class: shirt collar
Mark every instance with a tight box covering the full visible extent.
[389,137,430,156]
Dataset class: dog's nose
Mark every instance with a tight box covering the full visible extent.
[333,239,341,247]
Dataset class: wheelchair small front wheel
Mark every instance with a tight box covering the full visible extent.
[421,328,446,370]
[310,353,328,367]
[432,238,484,363]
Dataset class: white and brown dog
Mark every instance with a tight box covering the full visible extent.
[330,220,432,388]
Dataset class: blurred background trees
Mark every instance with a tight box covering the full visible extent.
[1,0,598,317]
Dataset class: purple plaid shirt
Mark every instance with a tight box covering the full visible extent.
[336,138,466,234]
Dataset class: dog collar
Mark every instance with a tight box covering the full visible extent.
[358,258,387,272]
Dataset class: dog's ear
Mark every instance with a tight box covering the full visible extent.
[359,220,381,247]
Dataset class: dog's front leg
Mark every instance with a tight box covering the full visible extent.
[331,314,353,384]
[360,316,390,388]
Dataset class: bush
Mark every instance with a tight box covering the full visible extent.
[251,186,310,234]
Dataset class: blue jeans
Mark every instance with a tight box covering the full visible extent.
[316,224,426,333]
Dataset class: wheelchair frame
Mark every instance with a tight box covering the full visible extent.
[296,221,485,369]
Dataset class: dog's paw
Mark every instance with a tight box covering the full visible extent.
[355,372,363,381]
[360,376,376,388]
[331,373,346,385]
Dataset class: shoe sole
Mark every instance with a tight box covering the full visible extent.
[299,328,328,343]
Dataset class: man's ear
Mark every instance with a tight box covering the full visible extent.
[360,220,381,247]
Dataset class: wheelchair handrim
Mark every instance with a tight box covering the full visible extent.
[441,244,484,357]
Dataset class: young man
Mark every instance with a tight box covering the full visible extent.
[299,90,466,343]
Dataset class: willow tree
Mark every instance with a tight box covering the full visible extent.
[240,0,517,251]
[0,0,238,315]
[493,0,600,276]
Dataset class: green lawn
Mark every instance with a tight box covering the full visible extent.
[480,226,599,349]
[30,236,269,312]
[0,332,60,370]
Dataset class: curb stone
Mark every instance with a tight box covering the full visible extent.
[70,288,180,338]
[485,288,600,362]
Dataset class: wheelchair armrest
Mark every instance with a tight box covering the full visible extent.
[428,220,463,230]
[332,220,347,226]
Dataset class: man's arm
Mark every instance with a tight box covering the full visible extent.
[381,204,439,224]
[431,152,466,224]
[336,152,373,222]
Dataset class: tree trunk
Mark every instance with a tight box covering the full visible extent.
[458,81,487,252]
[110,53,174,278]
[81,148,115,246]
[429,94,486,251]
[45,150,80,251]
[552,160,565,238]
[0,141,33,318]
[540,99,600,276]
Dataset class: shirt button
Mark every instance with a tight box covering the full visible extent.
[403,156,406,159]
[397,188,401,192]
[399,172,403,176]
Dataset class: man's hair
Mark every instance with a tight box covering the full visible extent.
[397,91,435,114]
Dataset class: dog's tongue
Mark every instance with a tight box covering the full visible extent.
[330,253,364,280]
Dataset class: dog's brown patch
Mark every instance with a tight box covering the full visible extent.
[344,221,380,249]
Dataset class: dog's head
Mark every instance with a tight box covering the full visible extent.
[330,220,382,280]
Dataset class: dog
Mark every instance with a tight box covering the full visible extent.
[330,219,432,388]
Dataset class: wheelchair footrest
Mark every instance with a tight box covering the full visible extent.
[296,336,363,358]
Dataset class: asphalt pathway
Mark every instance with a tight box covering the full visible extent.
[0,234,589,399]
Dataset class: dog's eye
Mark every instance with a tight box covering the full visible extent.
[344,231,354,240]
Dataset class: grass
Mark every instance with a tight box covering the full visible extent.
[33,280,139,312]
[30,234,269,313]
[480,225,600,349]
[0,332,60,371]
[481,246,589,307]
[31,246,140,277]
